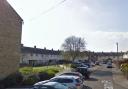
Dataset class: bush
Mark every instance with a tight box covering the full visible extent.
[71,64,77,68]
[47,70,55,78]
[50,68,59,73]
[120,63,128,79]
[38,72,49,81]
[38,71,55,81]
[22,75,39,85]
[2,72,23,88]
[114,59,128,68]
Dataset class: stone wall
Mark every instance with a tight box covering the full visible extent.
[0,0,22,80]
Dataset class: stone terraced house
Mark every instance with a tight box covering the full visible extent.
[0,0,23,80]
[21,45,125,66]
[21,45,64,66]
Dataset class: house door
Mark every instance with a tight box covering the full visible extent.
[29,60,36,66]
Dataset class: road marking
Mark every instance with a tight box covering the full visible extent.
[101,80,113,89]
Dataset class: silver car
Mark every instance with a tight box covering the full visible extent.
[50,75,84,89]
[33,82,70,89]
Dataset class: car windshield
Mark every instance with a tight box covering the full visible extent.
[54,83,67,89]
[62,73,78,76]
[75,78,81,83]
[51,78,73,83]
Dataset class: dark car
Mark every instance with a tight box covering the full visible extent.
[83,63,91,68]
[95,61,100,65]
[107,63,112,68]
[75,67,91,79]
[71,62,90,69]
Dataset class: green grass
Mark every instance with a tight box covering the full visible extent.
[19,65,63,75]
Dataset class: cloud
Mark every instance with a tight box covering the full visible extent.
[8,0,128,52]
[85,31,128,52]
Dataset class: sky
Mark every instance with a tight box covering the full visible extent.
[7,0,128,52]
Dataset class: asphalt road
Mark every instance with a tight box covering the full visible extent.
[83,64,127,89]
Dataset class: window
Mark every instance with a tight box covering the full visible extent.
[54,83,67,89]
[51,78,73,83]
[30,53,33,56]
[75,78,81,83]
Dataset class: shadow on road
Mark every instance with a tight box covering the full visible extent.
[83,85,92,89]
[86,77,98,81]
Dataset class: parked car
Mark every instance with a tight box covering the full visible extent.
[82,63,91,68]
[49,75,83,89]
[71,62,82,67]
[71,62,89,68]
[34,80,49,86]
[90,62,95,66]
[33,82,71,89]
[95,61,100,65]
[59,72,84,81]
[107,63,112,68]
[75,67,91,79]
[79,63,89,68]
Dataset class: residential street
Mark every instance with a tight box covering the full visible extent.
[83,64,127,89]
[7,64,128,89]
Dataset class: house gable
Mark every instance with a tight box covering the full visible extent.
[0,0,23,80]
[0,0,23,23]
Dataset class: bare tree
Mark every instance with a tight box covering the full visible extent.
[61,36,86,61]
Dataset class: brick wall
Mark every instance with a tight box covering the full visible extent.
[0,0,23,80]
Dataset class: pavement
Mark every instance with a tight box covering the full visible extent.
[112,66,128,89]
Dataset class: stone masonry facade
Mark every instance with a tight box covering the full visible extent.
[0,0,23,80]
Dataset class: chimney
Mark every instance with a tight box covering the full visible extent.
[34,45,36,48]
[21,44,24,48]
[44,47,46,50]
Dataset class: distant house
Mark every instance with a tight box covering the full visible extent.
[0,0,23,80]
[21,45,125,65]
[123,51,128,59]
[21,45,63,66]
[94,52,124,61]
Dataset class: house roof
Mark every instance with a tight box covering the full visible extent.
[94,52,124,56]
[21,46,61,55]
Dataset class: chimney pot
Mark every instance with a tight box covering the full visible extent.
[34,45,36,48]
[21,44,24,47]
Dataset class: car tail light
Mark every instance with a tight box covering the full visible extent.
[76,83,80,86]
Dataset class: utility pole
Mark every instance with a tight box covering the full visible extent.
[116,42,119,68]
[116,42,119,60]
